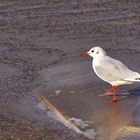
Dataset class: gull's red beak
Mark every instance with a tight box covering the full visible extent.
[81,51,89,57]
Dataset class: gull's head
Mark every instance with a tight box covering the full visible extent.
[82,47,106,59]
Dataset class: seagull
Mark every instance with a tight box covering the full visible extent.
[82,47,140,102]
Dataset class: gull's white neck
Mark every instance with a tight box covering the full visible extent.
[92,55,107,69]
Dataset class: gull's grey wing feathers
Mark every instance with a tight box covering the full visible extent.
[94,56,140,82]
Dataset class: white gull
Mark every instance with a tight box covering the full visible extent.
[82,47,140,102]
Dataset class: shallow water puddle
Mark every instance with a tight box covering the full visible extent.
[35,94,96,139]
[116,126,140,140]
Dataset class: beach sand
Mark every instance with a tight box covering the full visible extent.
[0,0,140,140]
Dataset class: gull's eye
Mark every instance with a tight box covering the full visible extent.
[91,50,94,53]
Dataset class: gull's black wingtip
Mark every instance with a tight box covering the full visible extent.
[135,78,140,81]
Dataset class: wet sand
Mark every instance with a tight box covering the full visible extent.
[0,0,140,140]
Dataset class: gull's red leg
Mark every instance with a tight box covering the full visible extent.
[112,86,117,102]
[104,87,114,93]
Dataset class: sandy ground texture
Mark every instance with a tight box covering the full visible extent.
[0,0,140,140]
